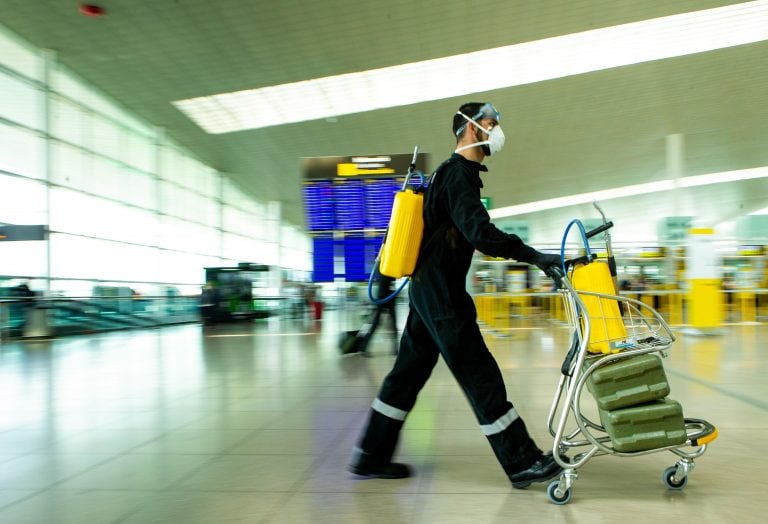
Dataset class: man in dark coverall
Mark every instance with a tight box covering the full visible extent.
[349,102,564,488]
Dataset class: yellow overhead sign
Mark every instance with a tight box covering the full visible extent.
[337,163,395,177]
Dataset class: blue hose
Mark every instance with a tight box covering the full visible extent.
[560,218,592,274]
[367,257,409,305]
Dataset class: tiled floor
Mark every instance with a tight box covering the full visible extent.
[0,308,765,523]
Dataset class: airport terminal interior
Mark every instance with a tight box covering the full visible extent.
[1,1,768,523]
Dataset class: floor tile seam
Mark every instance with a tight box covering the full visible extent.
[274,405,372,509]
[40,430,236,490]
[111,504,145,524]
[0,489,48,513]
[161,426,273,490]
[0,451,32,464]
[176,409,283,432]
[9,448,174,495]
[215,425,273,455]
[665,367,768,412]
[23,486,303,493]
[0,450,138,512]
[259,415,418,524]
[290,488,517,496]
[159,450,232,491]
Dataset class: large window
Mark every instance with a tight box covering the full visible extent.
[0,122,45,179]
[0,24,310,296]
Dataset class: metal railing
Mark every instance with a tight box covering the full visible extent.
[0,295,200,341]
[473,288,768,333]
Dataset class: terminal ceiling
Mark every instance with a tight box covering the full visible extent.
[2,0,766,244]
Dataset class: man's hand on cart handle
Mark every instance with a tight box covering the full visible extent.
[533,252,564,287]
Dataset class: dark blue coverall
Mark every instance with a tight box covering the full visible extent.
[354,153,549,477]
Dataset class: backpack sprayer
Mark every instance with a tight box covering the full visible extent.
[367,146,426,304]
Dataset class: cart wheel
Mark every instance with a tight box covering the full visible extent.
[662,466,688,490]
[547,480,572,505]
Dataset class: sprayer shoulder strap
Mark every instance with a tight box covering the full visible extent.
[426,159,451,187]
[414,160,453,268]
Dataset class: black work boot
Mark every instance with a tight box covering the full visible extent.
[349,449,412,479]
[508,452,562,489]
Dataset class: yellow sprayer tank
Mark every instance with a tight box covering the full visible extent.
[571,260,627,354]
[378,188,424,278]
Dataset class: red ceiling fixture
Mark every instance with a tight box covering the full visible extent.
[78,4,106,17]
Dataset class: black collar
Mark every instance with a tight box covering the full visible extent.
[451,152,488,172]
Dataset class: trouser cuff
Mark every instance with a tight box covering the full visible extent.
[486,417,543,474]
[356,408,406,464]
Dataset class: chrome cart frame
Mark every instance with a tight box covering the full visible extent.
[544,275,717,505]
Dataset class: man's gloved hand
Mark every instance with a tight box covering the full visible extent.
[532,252,564,284]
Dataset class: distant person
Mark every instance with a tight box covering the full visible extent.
[199,283,217,325]
[12,281,37,331]
[355,274,399,356]
[15,281,34,298]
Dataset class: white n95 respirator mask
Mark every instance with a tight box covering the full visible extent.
[454,103,505,156]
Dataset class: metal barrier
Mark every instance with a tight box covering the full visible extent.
[473,288,768,330]
[0,295,201,340]
[3,289,764,342]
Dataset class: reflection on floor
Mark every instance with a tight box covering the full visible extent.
[0,310,765,523]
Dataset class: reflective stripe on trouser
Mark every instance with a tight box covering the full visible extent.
[372,398,408,421]
[479,407,541,474]
[480,407,519,436]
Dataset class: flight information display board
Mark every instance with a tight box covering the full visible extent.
[303,178,401,233]
[311,235,336,282]
[310,233,385,282]
[302,152,429,282]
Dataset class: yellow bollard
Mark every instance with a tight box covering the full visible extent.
[669,291,683,325]
[688,279,723,328]
[740,291,756,322]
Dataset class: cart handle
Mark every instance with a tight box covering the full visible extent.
[585,221,614,239]
[563,254,597,270]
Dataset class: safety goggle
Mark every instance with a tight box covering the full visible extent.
[455,103,501,136]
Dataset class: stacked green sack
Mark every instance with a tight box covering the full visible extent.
[586,353,687,452]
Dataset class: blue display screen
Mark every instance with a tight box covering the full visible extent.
[364,179,399,229]
[334,180,366,230]
[343,234,367,282]
[303,181,336,232]
[312,235,336,282]
[341,234,385,282]
[304,178,402,233]
[305,177,405,282]
[365,235,384,275]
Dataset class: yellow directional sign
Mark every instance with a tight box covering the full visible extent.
[337,163,395,177]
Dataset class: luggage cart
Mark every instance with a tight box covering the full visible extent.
[544,206,717,505]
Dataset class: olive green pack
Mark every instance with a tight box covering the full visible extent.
[586,353,670,411]
[598,398,687,452]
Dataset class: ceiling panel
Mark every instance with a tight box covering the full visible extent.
[0,0,764,241]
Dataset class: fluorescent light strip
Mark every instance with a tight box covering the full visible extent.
[488,166,768,219]
[352,157,391,163]
[174,1,768,134]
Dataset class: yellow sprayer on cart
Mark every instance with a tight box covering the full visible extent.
[543,202,717,505]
